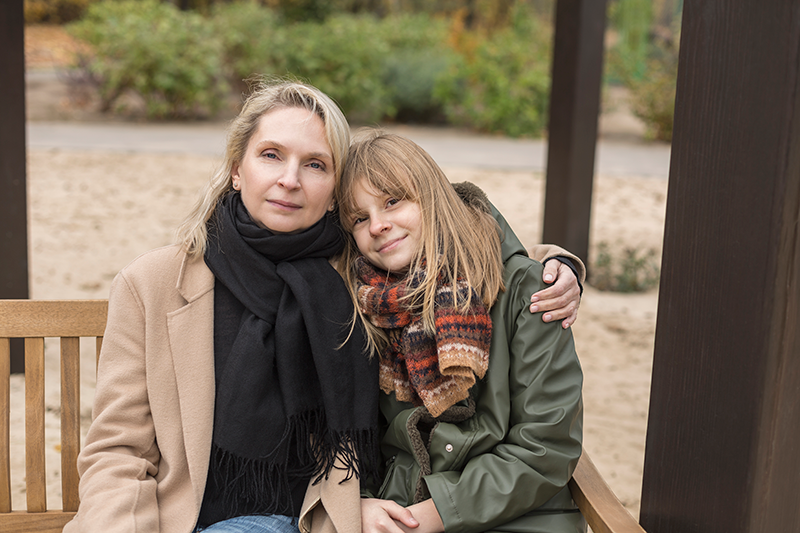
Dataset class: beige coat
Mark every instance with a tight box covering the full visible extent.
[63,245,359,533]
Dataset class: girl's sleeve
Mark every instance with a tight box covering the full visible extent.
[64,272,161,533]
[423,258,583,533]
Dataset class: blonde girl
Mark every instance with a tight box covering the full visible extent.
[338,130,585,533]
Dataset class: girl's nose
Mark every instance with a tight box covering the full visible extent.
[369,216,390,236]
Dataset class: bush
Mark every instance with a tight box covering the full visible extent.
[68,0,228,119]
[433,7,553,137]
[25,0,94,24]
[209,1,282,87]
[627,44,678,142]
[265,14,391,123]
[590,241,660,292]
[376,14,453,121]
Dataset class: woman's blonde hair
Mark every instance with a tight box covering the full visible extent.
[176,78,350,257]
[337,130,504,354]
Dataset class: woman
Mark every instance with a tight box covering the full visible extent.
[336,131,585,533]
[64,80,582,533]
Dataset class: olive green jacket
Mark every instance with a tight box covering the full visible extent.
[369,207,585,533]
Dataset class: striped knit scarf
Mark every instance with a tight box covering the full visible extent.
[355,257,492,417]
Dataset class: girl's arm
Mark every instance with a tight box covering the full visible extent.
[422,258,583,532]
[64,272,161,532]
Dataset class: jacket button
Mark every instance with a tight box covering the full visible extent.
[445,444,454,452]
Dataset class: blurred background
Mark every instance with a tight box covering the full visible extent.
[24,0,679,142]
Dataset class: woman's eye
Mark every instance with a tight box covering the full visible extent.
[386,198,399,207]
[262,151,277,159]
[309,162,324,170]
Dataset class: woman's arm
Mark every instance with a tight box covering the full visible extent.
[65,272,161,533]
[528,245,584,328]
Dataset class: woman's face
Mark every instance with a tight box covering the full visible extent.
[350,180,421,272]
[232,106,335,234]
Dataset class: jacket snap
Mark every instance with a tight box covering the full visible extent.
[445,444,454,452]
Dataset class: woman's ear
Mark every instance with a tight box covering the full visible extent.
[328,201,336,212]
[231,163,241,190]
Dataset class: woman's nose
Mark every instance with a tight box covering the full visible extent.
[277,165,301,189]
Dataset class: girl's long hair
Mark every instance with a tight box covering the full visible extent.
[176,77,350,258]
[337,130,504,354]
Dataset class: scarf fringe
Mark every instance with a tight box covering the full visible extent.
[211,409,380,517]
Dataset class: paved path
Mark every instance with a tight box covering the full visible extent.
[27,121,671,178]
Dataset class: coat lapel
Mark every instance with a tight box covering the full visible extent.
[166,253,215,509]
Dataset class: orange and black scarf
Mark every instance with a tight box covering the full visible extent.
[355,257,492,417]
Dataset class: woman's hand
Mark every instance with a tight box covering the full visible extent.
[530,260,581,328]
[361,498,419,533]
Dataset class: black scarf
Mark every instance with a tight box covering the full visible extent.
[203,192,379,517]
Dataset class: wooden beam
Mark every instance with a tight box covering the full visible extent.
[640,1,800,531]
[542,0,608,265]
[0,0,29,374]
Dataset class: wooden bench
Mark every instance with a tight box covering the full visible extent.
[0,299,645,533]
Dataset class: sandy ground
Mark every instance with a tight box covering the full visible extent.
[10,25,668,520]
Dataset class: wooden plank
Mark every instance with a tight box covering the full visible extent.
[0,0,29,374]
[0,301,108,338]
[96,337,103,371]
[0,510,76,532]
[60,338,80,512]
[0,338,11,513]
[640,1,800,531]
[542,0,608,264]
[24,338,46,513]
[569,452,645,533]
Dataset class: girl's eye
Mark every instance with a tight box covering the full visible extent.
[386,198,399,207]
[353,215,367,225]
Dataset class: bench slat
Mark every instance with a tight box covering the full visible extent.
[0,338,10,513]
[0,301,107,338]
[25,339,46,513]
[0,510,76,532]
[60,338,80,512]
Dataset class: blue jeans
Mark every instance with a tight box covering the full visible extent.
[194,515,299,533]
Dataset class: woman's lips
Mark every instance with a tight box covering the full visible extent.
[268,199,301,210]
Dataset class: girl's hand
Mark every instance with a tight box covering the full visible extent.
[361,498,419,533]
[530,260,581,328]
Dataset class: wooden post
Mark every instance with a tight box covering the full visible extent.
[542,0,608,265]
[0,0,29,374]
[640,1,800,531]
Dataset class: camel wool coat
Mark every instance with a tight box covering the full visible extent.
[62,244,360,533]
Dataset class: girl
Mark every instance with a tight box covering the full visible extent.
[338,131,585,533]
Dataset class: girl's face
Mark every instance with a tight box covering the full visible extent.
[351,180,421,272]
[232,106,335,234]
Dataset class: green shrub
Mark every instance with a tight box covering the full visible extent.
[590,241,660,292]
[265,14,391,122]
[210,1,281,86]
[68,0,228,119]
[377,14,453,121]
[433,7,553,137]
[25,0,94,24]
[627,44,678,142]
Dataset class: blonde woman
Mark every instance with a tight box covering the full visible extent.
[337,131,585,533]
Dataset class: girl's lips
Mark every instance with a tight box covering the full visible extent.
[268,199,301,210]
[378,236,405,253]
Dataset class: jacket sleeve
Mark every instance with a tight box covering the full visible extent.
[63,271,161,533]
[528,244,586,284]
[423,258,583,533]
